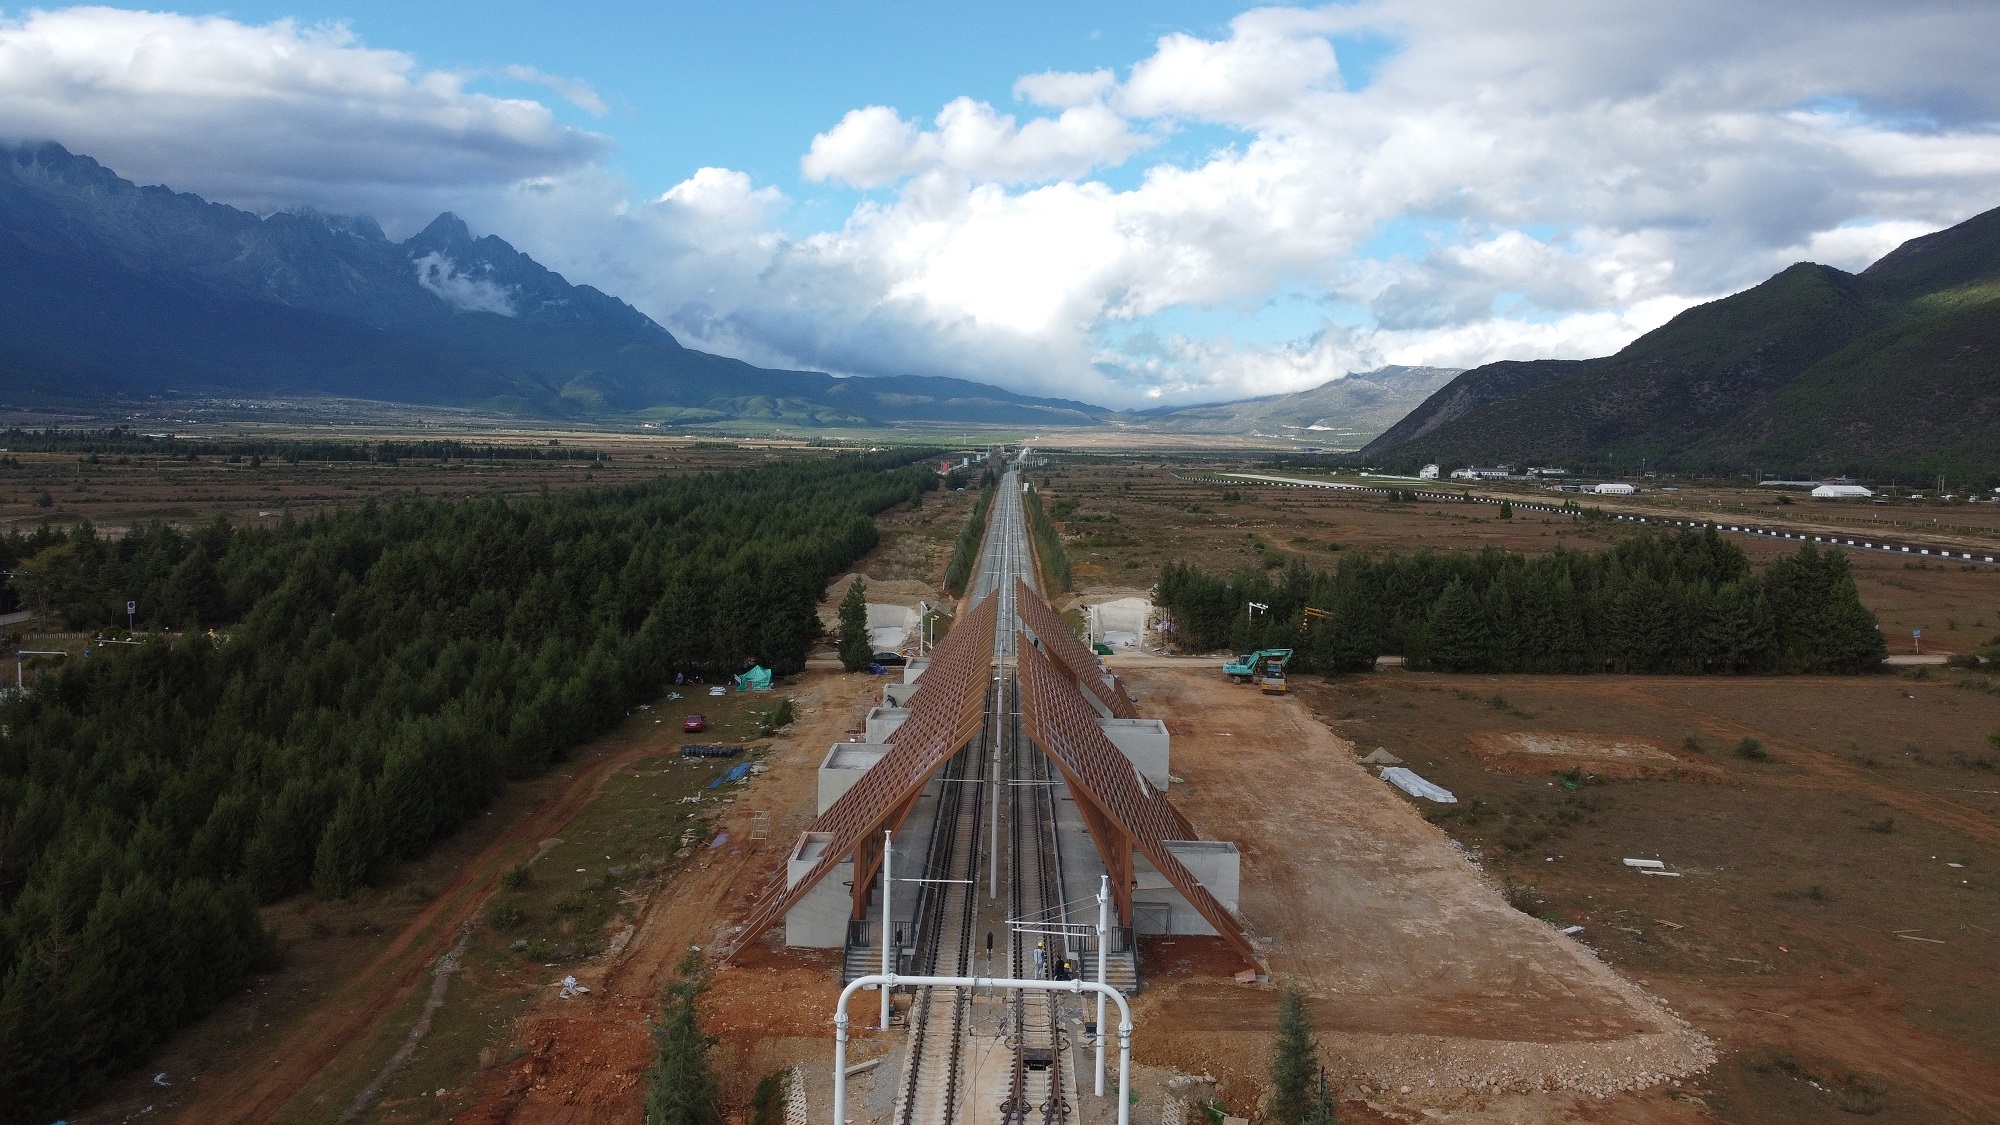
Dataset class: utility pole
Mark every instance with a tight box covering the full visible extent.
[1095,874,1110,1096]
[881,829,892,1031]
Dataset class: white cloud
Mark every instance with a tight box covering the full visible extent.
[0,7,608,228]
[1794,220,1941,273]
[501,65,607,115]
[802,97,1148,187]
[412,252,518,316]
[1014,69,1115,109]
[656,167,786,227]
[1119,8,1345,124]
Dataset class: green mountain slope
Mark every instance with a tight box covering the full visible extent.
[1363,205,2000,479]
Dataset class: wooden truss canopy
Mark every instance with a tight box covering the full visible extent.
[1013,576,1141,720]
[1014,579,1191,838]
[1014,631,1260,968]
[724,593,998,960]
[725,581,1256,972]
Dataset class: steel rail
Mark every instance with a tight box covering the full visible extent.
[836,974,1131,1125]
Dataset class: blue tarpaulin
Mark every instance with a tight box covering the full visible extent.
[707,761,753,789]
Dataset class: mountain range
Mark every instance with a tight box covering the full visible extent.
[0,142,1115,428]
[13,141,1989,465]
[1364,206,2000,478]
[1137,365,1461,440]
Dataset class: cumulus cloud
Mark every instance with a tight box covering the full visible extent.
[1119,8,1345,124]
[0,7,608,228]
[747,0,2000,404]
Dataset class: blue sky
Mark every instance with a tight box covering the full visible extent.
[3,2,1998,407]
[208,1,1256,198]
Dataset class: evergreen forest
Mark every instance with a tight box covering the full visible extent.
[0,451,934,1121]
[1156,530,1887,675]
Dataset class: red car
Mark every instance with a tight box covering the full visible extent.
[683,714,706,733]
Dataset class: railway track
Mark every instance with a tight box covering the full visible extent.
[896,465,1073,1125]
[894,746,985,1125]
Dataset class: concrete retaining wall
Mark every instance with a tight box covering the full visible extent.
[784,833,853,948]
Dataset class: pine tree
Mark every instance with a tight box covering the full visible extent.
[837,577,873,672]
[647,949,722,1125]
[1269,988,1320,1125]
[1498,500,1512,519]
[751,1069,788,1125]
[312,783,383,899]
[1307,1066,1339,1125]
[1424,579,1488,672]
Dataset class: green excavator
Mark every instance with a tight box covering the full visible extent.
[1223,647,1293,694]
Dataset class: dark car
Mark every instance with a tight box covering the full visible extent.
[683,714,706,733]
[871,651,909,667]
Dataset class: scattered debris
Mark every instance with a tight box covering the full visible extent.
[1379,766,1457,803]
[709,832,730,848]
[1622,858,1667,870]
[558,975,591,999]
[153,1073,171,1087]
[1359,747,1405,766]
[1561,925,1586,935]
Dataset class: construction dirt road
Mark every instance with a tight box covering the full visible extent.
[450,666,884,1124]
[1111,657,1715,1120]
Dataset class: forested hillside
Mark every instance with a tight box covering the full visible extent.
[0,451,933,1121]
[1157,530,1885,676]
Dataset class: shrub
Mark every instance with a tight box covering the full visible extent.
[1735,737,1769,761]
[488,901,529,930]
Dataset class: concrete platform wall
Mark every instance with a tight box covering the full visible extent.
[818,743,890,814]
[864,706,909,742]
[1098,717,1170,788]
[784,833,854,948]
[1131,840,1240,937]
[883,681,920,706]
